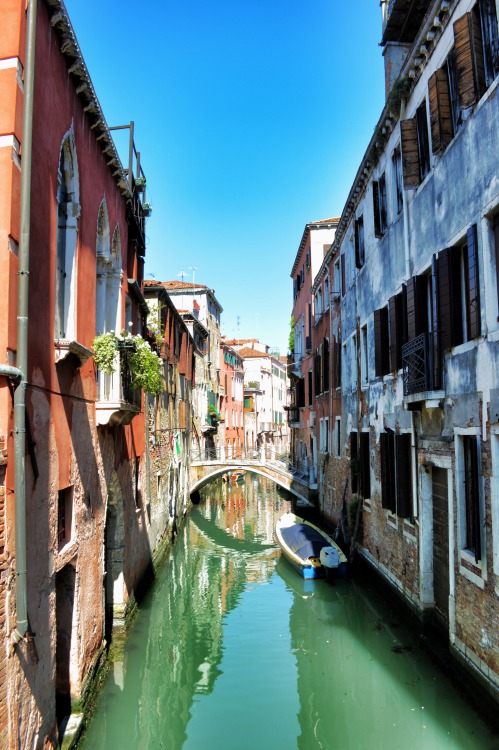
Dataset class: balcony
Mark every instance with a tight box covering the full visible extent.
[284,405,300,426]
[96,345,141,426]
[402,332,444,408]
[381,0,432,45]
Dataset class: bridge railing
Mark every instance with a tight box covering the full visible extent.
[190,446,291,467]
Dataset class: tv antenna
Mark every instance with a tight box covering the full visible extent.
[189,265,199,286]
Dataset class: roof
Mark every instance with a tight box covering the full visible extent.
[237,347,270,359]
[290,218,340,277]
[143,280,208,291]
[143,279,223,313]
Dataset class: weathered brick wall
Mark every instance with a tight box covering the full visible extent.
[0,478,7,750]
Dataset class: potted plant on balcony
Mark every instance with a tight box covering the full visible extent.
[92,330,163,395]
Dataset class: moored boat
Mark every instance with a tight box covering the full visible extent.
[275,512,347,580]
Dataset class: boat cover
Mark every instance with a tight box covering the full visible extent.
[280,523,328,561]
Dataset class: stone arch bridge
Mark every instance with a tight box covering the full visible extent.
[189,449,314,507]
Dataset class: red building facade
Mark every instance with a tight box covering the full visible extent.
[0,2,153,746]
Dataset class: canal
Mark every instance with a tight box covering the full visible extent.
[80,475,498,749]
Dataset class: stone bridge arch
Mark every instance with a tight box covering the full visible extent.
[189,463,310,506]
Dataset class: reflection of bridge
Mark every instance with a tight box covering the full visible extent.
[189,449,314,506]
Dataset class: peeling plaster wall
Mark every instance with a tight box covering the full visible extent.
[336,0,499,702]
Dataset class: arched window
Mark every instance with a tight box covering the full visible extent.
[95,202,121,335]
[55,130,79,340]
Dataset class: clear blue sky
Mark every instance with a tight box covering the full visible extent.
[64,0,385,354]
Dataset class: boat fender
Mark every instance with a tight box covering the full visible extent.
[320,546,340,569]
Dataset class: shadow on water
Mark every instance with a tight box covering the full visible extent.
[79,475,499,750]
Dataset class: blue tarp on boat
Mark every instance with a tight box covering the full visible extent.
[280,523,328,561]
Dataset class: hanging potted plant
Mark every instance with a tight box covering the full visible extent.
[92,331,163,395]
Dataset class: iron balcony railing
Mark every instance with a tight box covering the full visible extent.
[401,332,434,396]
[285,406,300,424]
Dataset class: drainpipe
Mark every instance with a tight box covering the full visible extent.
[11,0,38,643]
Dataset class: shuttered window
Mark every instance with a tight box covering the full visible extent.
[360,432,371,500]
[406,275,428,341]
[401,101,430,187]
[428,67,454,153]
[333,335,342,389]
[389,291,406,371]
[465,224,481,340]
[463,435,481,561]
[435,224,480,351]
[341,253,346,296]
[392,146,403,215]
[323,337,330,392]
[401,117,420,189]
[454,9,486,108]
[374,307,390,376]
[380,432,396,512]
[373,175,388,237]
[494,213,499,314]
[380,432,413,517]
[416,100,431,181]
[396,434,413,519]
[355,215,365,268]
[350,432,358,495]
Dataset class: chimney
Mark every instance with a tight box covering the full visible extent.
[383,42,410,100]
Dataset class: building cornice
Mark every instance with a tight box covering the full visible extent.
[46,0,131,199]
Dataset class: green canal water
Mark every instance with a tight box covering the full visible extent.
[80,475,498,749]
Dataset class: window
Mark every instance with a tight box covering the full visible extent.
[435,224,481,352]
[323,338,330,392]
[355,215,365,268]
[428,49,462,155]
[389,291,406,372]
[373,174,387,237]
[341,253,346,296]
[55,133,80,341]
[320,418,329,454]
[392,146,403,215]
[361,324,369,385]
[333,334,342,389]
[333,259,341,298]
[324,277,330,311]
[380,432,413,518]
[308,369,313,406]
[359,432,371,500]
[457,435,482,561]
[315,287,323,321]
[57,487,73,549]
[350,432,358,494]
[134,456,142,509]
[453,0,499,109]
[350,431,370,499]
[335,418,341,457]
[493,213,499,315]
[374,307,390,377]
[401,99,431,188]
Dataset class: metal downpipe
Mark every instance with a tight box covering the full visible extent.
[12,0,38,643]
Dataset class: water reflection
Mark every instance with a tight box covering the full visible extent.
[80,475,497,750]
